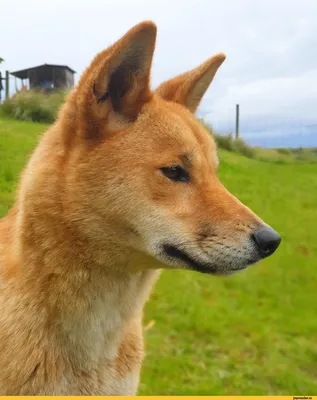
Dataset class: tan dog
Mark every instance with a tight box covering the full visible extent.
[0,21,281,395]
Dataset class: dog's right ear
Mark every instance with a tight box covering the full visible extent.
[73,21,157,136]
[155,53,226,114]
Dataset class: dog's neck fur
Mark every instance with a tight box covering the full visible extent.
[0,128,158,372]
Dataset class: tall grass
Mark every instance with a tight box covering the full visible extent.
[1,90,67,123]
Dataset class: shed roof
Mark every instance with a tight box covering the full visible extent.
[11,64,76,79]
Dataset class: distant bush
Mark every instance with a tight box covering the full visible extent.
[1,89,67,123]
[277,148,291,155]
[234,137,255,158]
[200,119,255,159]
[291,147,303,155]
[213,133,236,152]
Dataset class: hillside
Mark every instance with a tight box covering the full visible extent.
[0,117,316,395]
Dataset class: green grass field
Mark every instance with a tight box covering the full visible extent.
[0,117,316,395]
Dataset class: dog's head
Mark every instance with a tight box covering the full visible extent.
[62,21,280,275]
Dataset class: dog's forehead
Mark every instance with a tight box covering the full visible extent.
[142,100,215,145]
[138,100,218,166]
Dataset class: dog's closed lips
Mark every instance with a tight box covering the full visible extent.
[162,244,218,274]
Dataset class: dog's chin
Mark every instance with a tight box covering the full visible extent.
[161,244,259,276]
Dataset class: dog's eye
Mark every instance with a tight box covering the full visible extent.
[160,165,190,183]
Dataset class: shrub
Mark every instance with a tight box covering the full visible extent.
[213,133,236,152]
[234,137,255,158]
[1,89,67,123]
[277,148,291,155]
[199,119,255,158]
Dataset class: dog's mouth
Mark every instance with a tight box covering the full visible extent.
[163,244,218,274]
[162,244,259,275]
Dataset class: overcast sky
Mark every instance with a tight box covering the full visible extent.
[1,0,317,145]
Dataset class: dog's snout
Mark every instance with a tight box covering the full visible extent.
[251,227,281,257]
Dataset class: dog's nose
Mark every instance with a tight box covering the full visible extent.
[251,227,281,257]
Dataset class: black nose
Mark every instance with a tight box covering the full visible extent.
[251,227,281,257]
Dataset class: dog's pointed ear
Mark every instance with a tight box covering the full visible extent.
[155,53,226,113]
[75,21,156,129]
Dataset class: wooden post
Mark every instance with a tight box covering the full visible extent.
[235,104,240,139]
[0,71,2,102]
[5,70,9,99]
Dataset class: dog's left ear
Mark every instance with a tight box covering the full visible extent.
[155,53,226,113]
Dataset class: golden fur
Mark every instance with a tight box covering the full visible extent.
[0,21,280,395]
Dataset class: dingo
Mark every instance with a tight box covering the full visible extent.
[0,21,281,395]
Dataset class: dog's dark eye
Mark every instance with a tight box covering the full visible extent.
[160,165,190,183]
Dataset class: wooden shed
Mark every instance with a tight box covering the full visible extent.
[11,64,76,91]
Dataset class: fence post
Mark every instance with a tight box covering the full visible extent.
[235,103,240,139]
[5,70,9,99]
